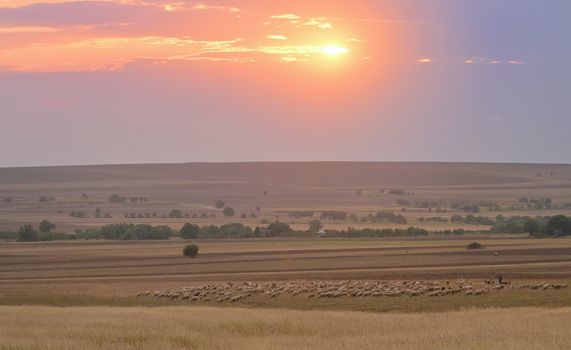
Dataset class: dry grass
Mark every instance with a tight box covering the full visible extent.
[0,306,570,350]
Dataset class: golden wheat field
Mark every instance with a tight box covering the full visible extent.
[0,306,570,350]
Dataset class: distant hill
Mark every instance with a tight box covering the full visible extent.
[1,162,570,188]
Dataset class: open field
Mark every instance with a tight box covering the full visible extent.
[1,306,570,350]
[2,162,571,348]
[1,237,571,312]
[2,162,571,232]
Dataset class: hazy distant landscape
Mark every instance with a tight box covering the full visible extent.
[2,162,571,233]
[2,0,571,347]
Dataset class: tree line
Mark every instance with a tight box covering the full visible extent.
[7,215,571,242]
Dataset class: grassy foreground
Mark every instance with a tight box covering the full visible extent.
[0,306,570,350]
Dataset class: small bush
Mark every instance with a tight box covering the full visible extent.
[466,242,484,250]
[17,225,39,242]
[169,209,183,218]
[223,207,236,217]
[183,244,199,257]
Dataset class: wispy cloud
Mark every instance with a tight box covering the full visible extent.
[462,57,525,65]
[302,18,333,29]
[268,13,332,29]
[267,35,287,40]
[270,14,300,20]
[0,26,60,33]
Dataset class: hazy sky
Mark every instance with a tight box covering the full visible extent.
[1,0,570,167]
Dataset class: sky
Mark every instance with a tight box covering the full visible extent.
[0,0,570,167]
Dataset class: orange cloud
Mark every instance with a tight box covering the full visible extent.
[267,35,288,40]
[0,26,60,33]
[270,14,300,20]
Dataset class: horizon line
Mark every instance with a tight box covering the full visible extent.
[1,160,571,170]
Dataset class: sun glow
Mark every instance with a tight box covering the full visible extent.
[321,45,349,56]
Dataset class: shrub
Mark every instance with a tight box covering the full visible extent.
[320,211,348,221]
[168,209,183,218]
[308,219,324,233]
[0,231,17,240]
[375,211,407,224]
[288,211,314,218]
[223,206,236,217]
[268,221,291,235]
[108,194,126,203]
[39,220,56,233]
[17,225,39,242]
[183,244,199,257]
[466,242,484,250]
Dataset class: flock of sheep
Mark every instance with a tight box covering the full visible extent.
[136,279,568,303]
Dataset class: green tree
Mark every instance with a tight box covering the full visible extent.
[180,223,200,239]
[17,225,39,242]
[223,206,236,217]
[268,221,291,235]
[308,219,324,233]
[523,219,540,235]
[546,215,571,237]
[39,220,56,233]
[183,244,199,257]
[169,209,183,218]
[215,200,225,209]
[154,225,173,239]
[108,194,126,203]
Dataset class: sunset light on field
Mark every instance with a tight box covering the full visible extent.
[2,4,571,350]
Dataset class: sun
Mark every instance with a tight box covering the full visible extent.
[321,45,349,57]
